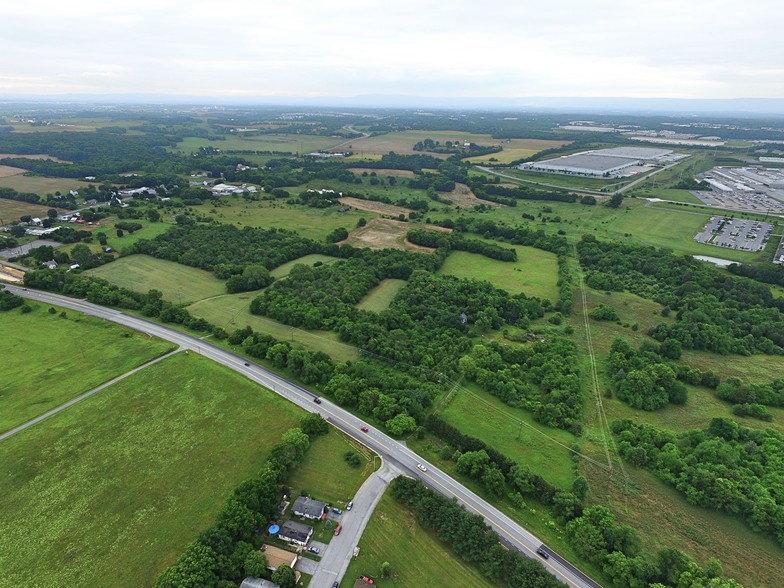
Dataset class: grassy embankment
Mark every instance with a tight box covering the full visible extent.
[0,302,175,433]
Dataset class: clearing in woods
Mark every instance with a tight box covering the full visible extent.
[338,196,412,217]
[356,278,407,312]
[341,218,449,252]
[444,182,502,208]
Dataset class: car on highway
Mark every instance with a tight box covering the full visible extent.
[536,547,549,559]
[313,397,322,404]
[244,362,250,366]
[334,524,342,536]
[416,463,427,472]
[360,426,369,432]
[308,545,320,554]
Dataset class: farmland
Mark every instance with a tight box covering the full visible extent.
[175,134,343,155]
[187,293,360,362]
[341,490,493,588]
[86,254,226,304]
[0,198,68,222]
[0,174,94,195]
[0,302,175,433]
[438,245,560,301]
[0,352,302,588]
[342,218,444,251]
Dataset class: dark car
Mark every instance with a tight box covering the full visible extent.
[536,547,549,559]
[332,583,339,588]
[244,362,250,366]
[313,397,322,404]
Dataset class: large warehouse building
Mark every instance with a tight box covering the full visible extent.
[520,147,673,177]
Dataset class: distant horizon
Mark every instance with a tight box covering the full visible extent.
[3,94,784,117]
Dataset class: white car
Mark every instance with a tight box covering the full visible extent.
[416,463,427,472]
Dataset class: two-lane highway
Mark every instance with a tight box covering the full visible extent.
[5,285,601,588]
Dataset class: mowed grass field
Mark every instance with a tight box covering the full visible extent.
[287,428,377,506]
[341,490,494,588]
[0,198,69,222]
[187,293,360,362]
[0,352,302,588]
[438,245,559,300]
[86,254,226,304]
[439,383,577,490]
[0,302,175,433]
[464,138,571,164]
[175,135,342,155]
[0,174,94,195]
[211,200,370,241]
[356,279,407,312]
[270,254,338,278]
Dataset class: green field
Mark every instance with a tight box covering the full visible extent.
[439,383,578,490]
[342,489,494,588]
[187,293,360,362]
[175,135,342,155]
[287,428,377,506]
[0,302,175,433]
[0,352,302,588]
[270,254,339,278]
[0,198,69,222]
[98,217,175,253]
[356,278,407,312]
[211,200,370,241]
[438,245,559,301]
[87,254,226,304]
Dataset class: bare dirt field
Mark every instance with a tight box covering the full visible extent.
[444,183,502,208]
[338,197,412,217]
[0,165,25,178]
[0,153,72,164]
[340,218,450,252]
[347,168,417,178]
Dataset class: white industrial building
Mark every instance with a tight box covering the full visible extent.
[520,147,673,177]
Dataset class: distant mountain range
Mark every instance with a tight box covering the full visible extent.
[2,94,784,116]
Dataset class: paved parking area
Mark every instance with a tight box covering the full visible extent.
[694,216,773,252]
[696,166,784,213]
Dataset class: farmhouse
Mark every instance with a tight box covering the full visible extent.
[278,520,313,546]
[292,496,326,520]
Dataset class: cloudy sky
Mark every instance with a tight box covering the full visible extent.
[1,0,782,100]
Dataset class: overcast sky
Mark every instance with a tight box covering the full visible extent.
[1,0,782,100]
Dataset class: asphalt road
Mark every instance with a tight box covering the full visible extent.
[6,285,601,588]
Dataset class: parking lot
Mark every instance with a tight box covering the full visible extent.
[694,216,773,252]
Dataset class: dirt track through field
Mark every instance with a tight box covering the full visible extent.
[338,197,411,216]
[341,218,449,252]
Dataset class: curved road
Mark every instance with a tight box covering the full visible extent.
[6,285,601,588]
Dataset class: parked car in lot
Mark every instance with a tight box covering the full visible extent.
[332,507,342,515]
[308,545,320,554]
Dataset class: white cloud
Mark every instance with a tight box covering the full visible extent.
[0,0,782,98]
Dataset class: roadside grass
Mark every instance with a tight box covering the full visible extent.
[437,245,559,300]
[287,428,378,506]
[210,200,370,241]
[86,254,226,304]
[0,302,175,433]
[438,383,578,490]
[498,167,621,191]
[341,489,495,588]
[580,453,782,588]
[356,279,407,312]
[0,199,68,221]
[174,135,343,155]
[631,188,703,204]
[187,293,360,362]
[406,433,607,586]
[0,352,302,588]
[270,254,339,278]
[0,175,93,195]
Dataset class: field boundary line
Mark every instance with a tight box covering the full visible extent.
[0,348,181,443]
